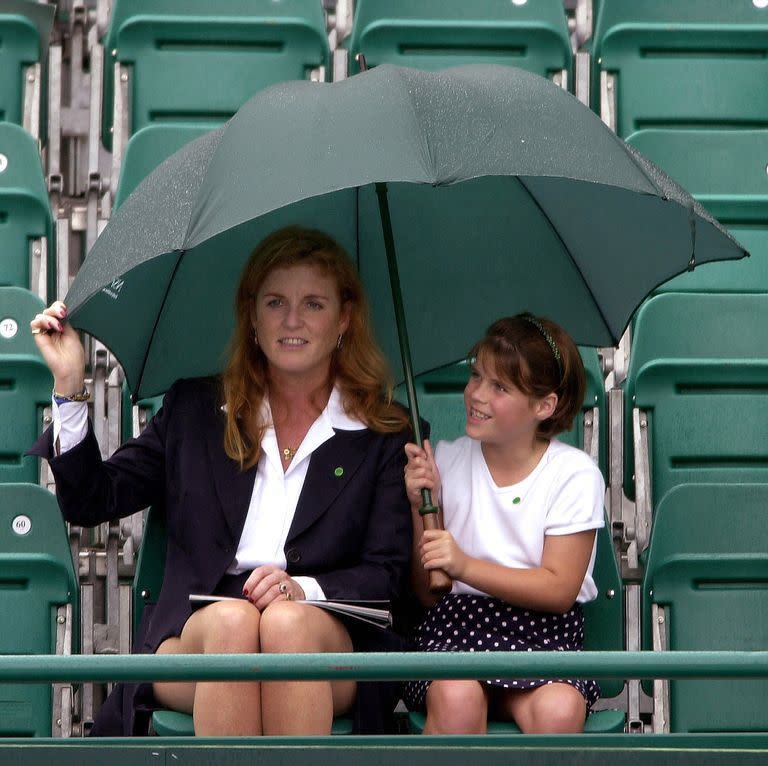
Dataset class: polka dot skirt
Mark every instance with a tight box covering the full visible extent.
[403,593,600,712]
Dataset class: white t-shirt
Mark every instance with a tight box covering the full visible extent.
[435,437,605,603]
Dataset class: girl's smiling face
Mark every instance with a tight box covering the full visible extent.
[463,352,556,448]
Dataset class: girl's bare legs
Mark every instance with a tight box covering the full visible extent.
[153,600,263,735]
[495,682,586,734]
[423,680,489,734]
[258,601,355,735]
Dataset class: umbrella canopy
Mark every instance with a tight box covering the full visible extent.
[66,64,746,400]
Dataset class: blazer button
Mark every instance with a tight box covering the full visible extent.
[286,548,301,564]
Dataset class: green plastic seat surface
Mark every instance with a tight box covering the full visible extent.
[103,0,330,147]
[628,130,767,294]
[623,293,768,504]
[592,0,768,138]
[0,483,79,737]
[349,0,571,82]
[115,124,215,208]
[0,12,40,126]
[0,287,52,484]
[643,484,768,732]
[0,123,54,295]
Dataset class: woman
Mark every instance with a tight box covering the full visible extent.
[29,227,414,736]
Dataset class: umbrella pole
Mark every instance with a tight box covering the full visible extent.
[375,182,452,595]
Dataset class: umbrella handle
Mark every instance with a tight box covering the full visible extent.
[420,503,453,595]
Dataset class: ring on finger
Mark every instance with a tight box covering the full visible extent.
[278,581,288,594]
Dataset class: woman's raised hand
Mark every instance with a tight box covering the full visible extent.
[404,439,442,509]
[30,301,86,395]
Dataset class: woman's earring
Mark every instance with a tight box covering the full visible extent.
[336,334,343,350]
[254,329,259,347]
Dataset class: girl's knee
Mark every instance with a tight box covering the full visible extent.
[425,680,488,734]
[526,683,586,734]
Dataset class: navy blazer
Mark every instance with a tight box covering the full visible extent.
[32,377,414,653]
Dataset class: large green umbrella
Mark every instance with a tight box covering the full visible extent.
[66,63,745,500]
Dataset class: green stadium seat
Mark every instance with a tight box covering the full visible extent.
[0,1,52,130]
[627,130,767,293]
[643,483,768,732]
[103,0,330,148]
[0,482,79,736]
[0,287,52,484]
[592,0,768,138]
[0,122,54,298]
[408,521,625,734]
[114,124,214,208]
[623,293,768,545]
[396,347,606,475]
[347,0,572,84]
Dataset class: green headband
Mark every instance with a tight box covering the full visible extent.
[521,314,563,378]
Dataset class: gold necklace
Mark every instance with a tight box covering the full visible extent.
[282,446,298,461]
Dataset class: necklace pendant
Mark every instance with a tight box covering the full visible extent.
[282,446,297,461]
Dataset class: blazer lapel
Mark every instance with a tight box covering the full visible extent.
[205,403,258,543]
[287,429,370,543]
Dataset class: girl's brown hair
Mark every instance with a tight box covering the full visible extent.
[222,226,409,468]
[471,313,586,439]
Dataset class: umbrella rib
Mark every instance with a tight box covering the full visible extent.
[515,176,614,344]
[133,249,186,401]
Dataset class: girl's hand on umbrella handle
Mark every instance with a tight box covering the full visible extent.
[404,439,442,509]
[421,529,467,581]
[30,302,86,395]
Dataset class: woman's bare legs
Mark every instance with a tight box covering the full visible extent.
[422,680,489,734]
[258,601,356,735]
[495,682,586,734]
[153,600,263,735]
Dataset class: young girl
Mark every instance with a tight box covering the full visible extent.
[403,313,605,735]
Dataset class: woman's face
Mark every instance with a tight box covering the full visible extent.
[253,263,350,382]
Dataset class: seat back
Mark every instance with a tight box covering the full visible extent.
[624,292,768,505]
[0,123,53,296]
[0,4,48,127]
[114,124,215,208]
[0,483,79,736]
[643,483,768,732]
[582,522,624,699]
[348,0,571,81]
[0,287,52,484]
[628,130,767,294]
[592,0,768,138]
[103,0,330,146]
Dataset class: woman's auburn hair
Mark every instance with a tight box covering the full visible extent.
[222,226,410,469]
[471,314,586,440]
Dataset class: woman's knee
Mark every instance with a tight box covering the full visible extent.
[197,600,261,653]
[259,602,351,654]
